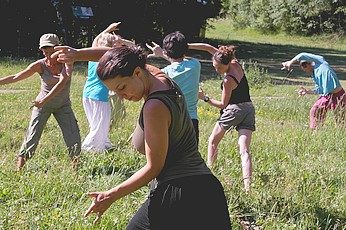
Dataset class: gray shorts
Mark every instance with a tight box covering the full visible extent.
[218,102,256,131]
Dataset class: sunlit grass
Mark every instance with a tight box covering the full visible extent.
[206,18,346,51]
[1,37,346,229]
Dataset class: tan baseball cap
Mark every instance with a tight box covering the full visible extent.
[39,33,60,49]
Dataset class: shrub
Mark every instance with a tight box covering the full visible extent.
[242,59,271,88]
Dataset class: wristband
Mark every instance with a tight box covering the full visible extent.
[203,95,210,102]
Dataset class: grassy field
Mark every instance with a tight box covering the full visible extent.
[1,20,346,229]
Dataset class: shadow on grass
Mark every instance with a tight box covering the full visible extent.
[236,195,346,229]
[270,77,314,86]
[184,38,346,81]
[315,207,346,229]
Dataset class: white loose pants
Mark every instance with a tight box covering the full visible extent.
[82,98,112,152]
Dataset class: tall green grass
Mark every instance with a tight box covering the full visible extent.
[1,27,346,229]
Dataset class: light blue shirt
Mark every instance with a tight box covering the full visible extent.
[83,61,109,102]
[162,58,201,119]
[293,52,341,95]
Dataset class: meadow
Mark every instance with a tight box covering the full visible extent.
[0,19,345,229]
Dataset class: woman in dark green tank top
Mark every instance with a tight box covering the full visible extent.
[54,45,231,229]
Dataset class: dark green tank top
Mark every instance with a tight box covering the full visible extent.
[139,77,211,184]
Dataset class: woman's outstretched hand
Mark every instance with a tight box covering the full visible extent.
[146,42,164,58]
[84,191,114,224]
[51,46,78,64]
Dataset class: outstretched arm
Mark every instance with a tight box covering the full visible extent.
[282,52,325,70]
[53,46,111,63]
[92,22,121,47]
[84,99,169,224]
[0,61,40,85]
[188,43,218,55]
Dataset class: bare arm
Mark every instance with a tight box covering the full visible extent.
[53,46,111,63]
[131,122,145,154]
[188,43,218,55]
[120,38,135,47]
[84,99,170,223]
[0,61,40,85]
[199,77,236,109]
[33,63,73,108]
[92,22,121,47]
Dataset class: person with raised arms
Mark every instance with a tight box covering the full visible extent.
[0,33,81,170]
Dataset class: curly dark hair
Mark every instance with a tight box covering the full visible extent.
[213,45,237,65]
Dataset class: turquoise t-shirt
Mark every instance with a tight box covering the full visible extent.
[294,52,341,95]
[162,58,201,119]
[83,61,109,102]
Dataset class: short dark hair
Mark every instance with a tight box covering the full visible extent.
[97,46,147,81]
[162,31,188,59]
[300,61,310,68]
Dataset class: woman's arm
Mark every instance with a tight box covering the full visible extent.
[0,61,40,85]
[282,52,325,70]
[120,38,135,47]
[199,77,236,109]
[146,42,170,61]
[53,46,111,63]
[32,63,73,108]
[292,52,324,64]
[188,43,218,55]
[84,99,170,223]
[92,22,121,47]
[131,122,145,154]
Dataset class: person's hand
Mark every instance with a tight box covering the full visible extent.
[105,22,121,33]
[52,46,78,64]
[112,35,122,47]
[84,191,114,224]
[32,99,45,108]
[298,86,308,96]
[146,42,164,58]
[281,60,293,71]
[198,87,206,100]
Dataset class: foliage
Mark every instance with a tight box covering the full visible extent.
[242,60,271,88]
[1,26,346,229]
[222,0,345,36]
[0,0,222,57]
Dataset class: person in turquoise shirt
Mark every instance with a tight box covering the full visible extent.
[282,52,345,129]
[82,22,133,152]
[146,31,202,145]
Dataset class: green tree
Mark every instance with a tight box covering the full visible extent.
[222,0,345,35]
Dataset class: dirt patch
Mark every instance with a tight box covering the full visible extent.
[0,89,28,94]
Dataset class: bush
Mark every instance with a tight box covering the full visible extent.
[242,59,271,88]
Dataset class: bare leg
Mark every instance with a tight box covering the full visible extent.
[207,123,226,167]
[16,156,26,171]
[238,129,253,193]
[71,156,79,171]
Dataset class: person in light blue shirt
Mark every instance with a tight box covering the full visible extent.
[146,31,202,144]
[282,52,345,129]
[82,22,133,152]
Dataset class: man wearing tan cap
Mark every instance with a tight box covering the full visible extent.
[0,33,81,170]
